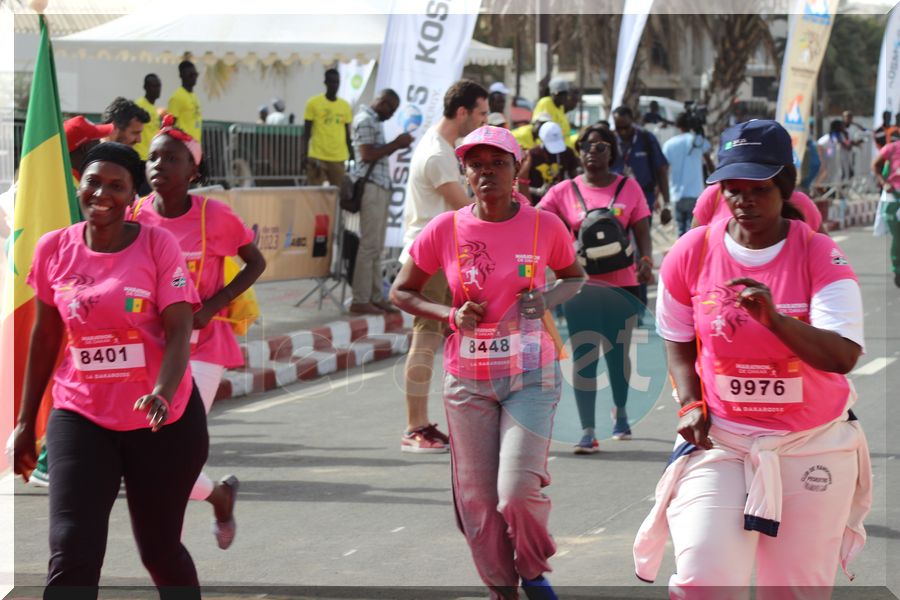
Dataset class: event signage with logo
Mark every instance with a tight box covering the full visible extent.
[775,0,840,164]
[338,59,376,108]
[874,6,900,140]
[374,0,482,248]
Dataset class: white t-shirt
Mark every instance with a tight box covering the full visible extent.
[656,229,865,351]
[401,126,465,258]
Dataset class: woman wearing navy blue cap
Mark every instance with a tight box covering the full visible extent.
[633,120,871,596]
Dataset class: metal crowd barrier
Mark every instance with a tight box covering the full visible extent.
[226,123,306,188]
[201,122,231,188]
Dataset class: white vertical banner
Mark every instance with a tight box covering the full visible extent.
[375,0,482,248]
[610,0,654,122]
[874,5,900,137]
[337,59,376,108]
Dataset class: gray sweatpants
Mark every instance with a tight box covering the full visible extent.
[443,364,561,599]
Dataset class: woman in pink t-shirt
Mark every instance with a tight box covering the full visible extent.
[692,179,825,233]
[134,117,266,550]
[539,124,653,451]
[634,120,870,592]
[12,143,206,597]
[391,126,585,599]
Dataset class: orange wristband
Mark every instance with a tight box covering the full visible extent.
[678,400,706,418]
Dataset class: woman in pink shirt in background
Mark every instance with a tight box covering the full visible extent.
[12,143,207,598]
[539,124,653,450]
[391,126,585,600]
[634,120,871,596]
[133,116,266,550]
[692,175,826,233]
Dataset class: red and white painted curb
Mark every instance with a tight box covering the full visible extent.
[215,312,414,401]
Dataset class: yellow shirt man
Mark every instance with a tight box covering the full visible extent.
[533,96,573,148]
[134,96,161,160]
[167,86,202,142]
[304,94,353,162]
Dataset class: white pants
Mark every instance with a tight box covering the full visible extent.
[667,420,861,600]
[189,360,225,501]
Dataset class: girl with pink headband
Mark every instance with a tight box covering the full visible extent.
[132,118,267,550]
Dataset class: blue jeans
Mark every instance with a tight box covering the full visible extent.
[674,197,697,237]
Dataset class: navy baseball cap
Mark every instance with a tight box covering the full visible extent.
[706,120,793,184]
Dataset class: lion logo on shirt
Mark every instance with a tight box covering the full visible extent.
[55,273,99,324]
[457,240,495,293]
[699,284,749,343]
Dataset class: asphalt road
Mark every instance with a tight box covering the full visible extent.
[6,225,900,600]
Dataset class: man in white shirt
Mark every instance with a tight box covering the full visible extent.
[398,79,489,453]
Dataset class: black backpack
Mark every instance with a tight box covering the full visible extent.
[570,177,634,274]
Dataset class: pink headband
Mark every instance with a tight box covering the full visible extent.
[155,114,202,165]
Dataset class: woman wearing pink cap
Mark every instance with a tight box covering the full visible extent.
[132,116,266,549]
[634,120,871,596]
[391,125,585,599]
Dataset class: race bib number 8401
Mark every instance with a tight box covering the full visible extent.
[71,329,148,383]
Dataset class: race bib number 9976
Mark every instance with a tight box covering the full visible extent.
[713,357,803,415]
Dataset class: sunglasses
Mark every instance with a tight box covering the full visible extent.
[579,140,611,154]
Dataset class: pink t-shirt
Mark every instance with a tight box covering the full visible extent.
[693,184,823,232]
[132,195,254,368]
[878,141,900,189]
[27,222,200,431]
[409,199,575,380]
[660,218,857,431]
[538,175,650,287]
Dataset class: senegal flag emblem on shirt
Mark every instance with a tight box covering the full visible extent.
[519,264,534,278]
[125,297,144,313]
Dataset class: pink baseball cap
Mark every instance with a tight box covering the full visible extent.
[455,125,522,162]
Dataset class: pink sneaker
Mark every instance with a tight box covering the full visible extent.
[401,424,450,453]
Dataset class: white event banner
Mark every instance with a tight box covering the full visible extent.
[375,0,481,248]
[610,0,654,123]
[338,59,376,108]
[874,5,900,143]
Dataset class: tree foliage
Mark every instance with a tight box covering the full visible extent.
[821,14,885,115]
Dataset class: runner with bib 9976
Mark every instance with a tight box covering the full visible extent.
[633,120,872,598]
[391,125,585,600]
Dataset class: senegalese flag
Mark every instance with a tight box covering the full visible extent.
[518,263,535,278]
[125,297,144,313]
[0,15,79,470]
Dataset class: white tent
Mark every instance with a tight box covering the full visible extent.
[53,12,512,67]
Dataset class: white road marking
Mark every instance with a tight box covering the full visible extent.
[548,456,557,462]
[852,357,895,376]
[832,235,848,243]
[589,527,606,535]
[657,405,666,410]
[556,550,571,557]
[227,371,385,414]
[343,549,357,557]
[391,527,405,533]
